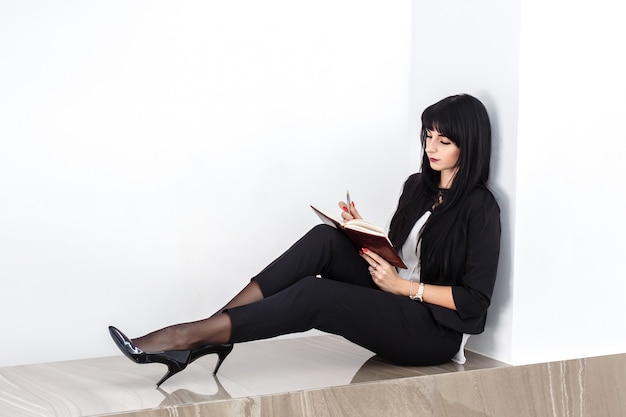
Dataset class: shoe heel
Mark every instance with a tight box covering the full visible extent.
[212,344,234,375]
[156,365,183,387]
[154,350,191,387]
[156,372,172,387]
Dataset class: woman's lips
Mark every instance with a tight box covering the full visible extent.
[429,157,439,163]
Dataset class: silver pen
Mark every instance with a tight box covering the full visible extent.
[346,190,351,215]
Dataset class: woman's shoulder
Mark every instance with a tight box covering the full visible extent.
[402,172,424,190]
[465,185,501,214]
[405,172,422,184]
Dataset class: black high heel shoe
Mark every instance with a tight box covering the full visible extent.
[109,326,233,387]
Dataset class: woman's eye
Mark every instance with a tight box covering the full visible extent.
[440,141,451,145]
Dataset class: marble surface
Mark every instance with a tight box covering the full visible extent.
[1,334,624,417]
[0,334,504,417]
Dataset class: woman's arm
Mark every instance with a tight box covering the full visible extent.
[422,283,456,310]
[392,279,456,310]
[361,249,457,310]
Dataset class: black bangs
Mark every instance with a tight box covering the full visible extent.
[420,96,467,147]
[421,120,451,140]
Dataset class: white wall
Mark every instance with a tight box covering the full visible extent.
[3,0,625,369]
[0,1,413,366]
[512,0,626,364]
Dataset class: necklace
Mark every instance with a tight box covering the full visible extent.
[432,189,444,210]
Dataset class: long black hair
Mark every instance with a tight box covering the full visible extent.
[389,94,492,279]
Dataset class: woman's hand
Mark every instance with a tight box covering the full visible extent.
[362,249,458,309]
[360,248,403,294]
[338,200,362,222]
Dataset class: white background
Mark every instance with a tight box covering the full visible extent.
[512,0,626,363]
[1,0,625,367]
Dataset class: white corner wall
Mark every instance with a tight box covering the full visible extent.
[0,1,413,366]
[512,0,626,364]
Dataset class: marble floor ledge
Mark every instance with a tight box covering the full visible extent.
[0,335,509,417]
[107,350,626,417]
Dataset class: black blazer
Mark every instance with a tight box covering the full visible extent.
[393,173,501,334]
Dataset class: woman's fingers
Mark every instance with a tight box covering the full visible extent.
[338,201,354,221]
[361,248,385,266]
[349,202,362,220]
[360,248,390,274]
[337,201,362,221]
[361,249,400,293]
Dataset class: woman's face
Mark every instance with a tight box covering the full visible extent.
[424,129,460,187]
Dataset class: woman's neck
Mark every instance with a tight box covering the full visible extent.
[438,171,456,189]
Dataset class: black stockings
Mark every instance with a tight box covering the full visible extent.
[132,280,263,352]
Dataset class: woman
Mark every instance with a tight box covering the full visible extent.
[109,94,501,387]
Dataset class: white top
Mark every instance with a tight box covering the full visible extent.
[396,211,431,282]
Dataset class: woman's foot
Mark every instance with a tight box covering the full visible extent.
[131,313,233,353]
[109,326,233,386]
[131,325,190,352]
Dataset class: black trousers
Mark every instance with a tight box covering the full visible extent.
[227,225,462,365]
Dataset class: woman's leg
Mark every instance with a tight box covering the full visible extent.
[132,225,371,352]
[134,276,460,364]
[228,276,462,365]
[250,224,375,296]
[131,312,233,352]
[209,280,264,318]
